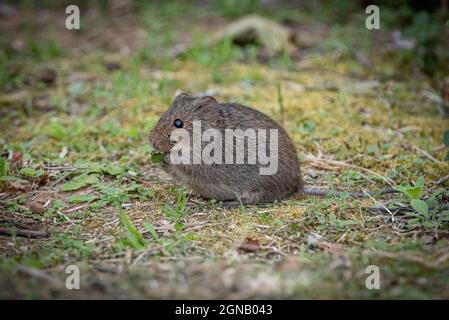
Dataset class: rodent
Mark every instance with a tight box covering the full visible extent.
[149,93,398,207]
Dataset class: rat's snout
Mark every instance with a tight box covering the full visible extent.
[150,137,159,151]
[149,129,171,153]
[149,129,161,151]
[150,135,162,151]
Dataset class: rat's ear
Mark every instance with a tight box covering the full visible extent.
[173,92,190,103]
[196,96,217,108]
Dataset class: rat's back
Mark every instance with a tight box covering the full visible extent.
[154,94,303,206]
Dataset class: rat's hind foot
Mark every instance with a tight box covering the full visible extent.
[219,200,273,209]
[218,193,270,208]
[219,200,241,208]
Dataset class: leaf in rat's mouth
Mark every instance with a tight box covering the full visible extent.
[151,151,165,164]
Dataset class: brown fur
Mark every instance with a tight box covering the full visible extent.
[149,93,304,206]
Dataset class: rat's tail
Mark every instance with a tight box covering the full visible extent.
[303,187,399,198]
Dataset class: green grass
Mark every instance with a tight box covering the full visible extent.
[0,1,448,299]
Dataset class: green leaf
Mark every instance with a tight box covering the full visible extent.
[123,183,140,192]
[395,178,424,199]
[415,176,425,188]
[440,210,449,222]
[101,164,124,176]
[0,157,8,177]
[126,126,139,139]
[328,213,337,223]
[401,177,425,199]
[46,121,67,140]
[81,174,99,184]
[69,194,96,204]
[406,186,422,199]
[151,152,165,164]
[1,175,27,183]
[74,160,102,173]
[423,221,437,228]
[174,221,184,232]
[119,211,147,249]
[53,199,64,209]
[302,120,316,132]
[61,174,99,191]
[137,187,155,199]
[427,189,447,205]
[411,199,429,218]
[60,181,84,192]
[367,145,378,155]
[407,218,421,228]
[68,81,86,96]
[20,167,44,178]
[143,222,159,241]
[444,130,449,147]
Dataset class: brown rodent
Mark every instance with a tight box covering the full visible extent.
[150,93,304,207]
[150,93,398,207]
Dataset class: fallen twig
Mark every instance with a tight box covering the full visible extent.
[363,191,395,222]
[366,250,449,269]
[409,144,442,164]
[65,203,90,213]
[0,227,49,238]
[57,210,76,224]
[304,153,395,187]
[435,174,449,185]
[17,265,63,288]
[369,203,449,215]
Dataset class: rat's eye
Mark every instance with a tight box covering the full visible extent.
[173,119,184,128]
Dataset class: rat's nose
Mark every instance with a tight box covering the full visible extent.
[149,134,159,150]
[150,139,160,151]
[150,136,170,153]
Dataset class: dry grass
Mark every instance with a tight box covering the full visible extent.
[0,2,448,299]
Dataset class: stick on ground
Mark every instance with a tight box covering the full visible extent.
[0,227,49,238]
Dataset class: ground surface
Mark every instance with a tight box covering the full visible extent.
[0,2,449,299]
